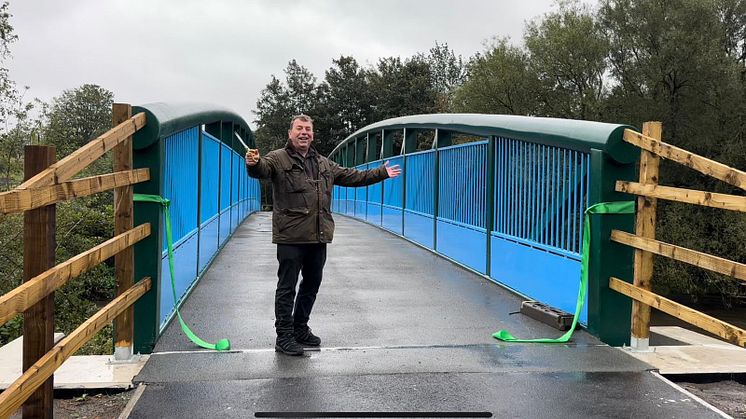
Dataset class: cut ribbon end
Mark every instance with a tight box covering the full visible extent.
[492,330,516,341]
[215,339,231,351]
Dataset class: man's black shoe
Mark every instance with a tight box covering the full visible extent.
[275,336,304,356]
[294,327,321,346]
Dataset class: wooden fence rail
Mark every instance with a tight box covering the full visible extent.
[0,224,151,325]
[0,169,150,214]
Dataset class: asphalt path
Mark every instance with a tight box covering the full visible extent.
[130,212,723,418]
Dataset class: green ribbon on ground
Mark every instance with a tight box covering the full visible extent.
[492,201,635,343]
[134,193,231,351]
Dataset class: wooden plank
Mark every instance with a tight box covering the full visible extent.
[616,181,746,213]
[17,112,146,189]
[623,128,746,192]
[611,230,746,282]
[113,103,135,355]
[0,169,150,214]
[0,278,152,418]
[22,145,56,419]
[609,277,746,347]
[631,122,661,344]
[0,224,151,326]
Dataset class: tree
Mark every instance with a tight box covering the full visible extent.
[314,56,374,153]
[368,56,438,120]
[598,0,746,303]
[524,1,610,120]
[42,84,114,158]
[254,75,293,153]
[422,42,467,111]
[253,60,327,153]
[452,38,539,115]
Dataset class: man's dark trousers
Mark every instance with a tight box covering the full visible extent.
[275,243,327,336]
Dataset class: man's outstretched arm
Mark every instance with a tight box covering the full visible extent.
[331,160,401,187]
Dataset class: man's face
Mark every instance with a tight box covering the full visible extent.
[288,119,314,152]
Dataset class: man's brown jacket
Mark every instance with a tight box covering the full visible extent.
[247,144,389,244]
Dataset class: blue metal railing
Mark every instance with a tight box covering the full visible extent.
[132,103,260,352]
[157,127,260,327]
[494,138,590,258]
[328,114,638,344]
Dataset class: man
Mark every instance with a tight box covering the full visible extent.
[246,114,401,356]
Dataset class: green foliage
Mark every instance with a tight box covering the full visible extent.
[42,84,114,158]
[253,50,445,158]
[420,42,467,111]
[316,56,375,150]
[452,38,538,115]
[525,1,610,119]
[368,56,438,120]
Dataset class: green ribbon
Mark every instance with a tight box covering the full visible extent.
[134,194,231,351]
[493,201,635,343]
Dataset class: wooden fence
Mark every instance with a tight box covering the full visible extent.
[0,104,151,418]
[610,121,746,349]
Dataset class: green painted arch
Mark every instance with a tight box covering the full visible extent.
[132,102,255,152]
[329,114,637,164]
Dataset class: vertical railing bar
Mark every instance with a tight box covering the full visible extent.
[510,139,515,237]
[495,137,506,233]
[552,147,559,247]
[573,150,579,253]
[519,141,524,239]
[544,146,554,246]
[531,143,537,241]
[580,152,587,250]
[547,145,553,246]
[513,139,518,238]
[541,145,547,245]
[513,141,517,238]
[527,143,532,240]
[559,148,565,250]
[537,144,542,244]
[497,138,503,233]
[524,142,529,239]
[564,148,569,250]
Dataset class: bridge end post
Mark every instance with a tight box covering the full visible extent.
[586,148,637,346]
[132,106,162,355]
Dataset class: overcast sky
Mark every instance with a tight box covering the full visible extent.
[8,0,558,129]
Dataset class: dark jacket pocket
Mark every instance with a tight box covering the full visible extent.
[284,165,307,193]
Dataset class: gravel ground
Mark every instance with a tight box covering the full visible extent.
[680,380,746,418]
[9,389,134,419]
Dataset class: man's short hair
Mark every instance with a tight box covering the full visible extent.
[289,114,313,129]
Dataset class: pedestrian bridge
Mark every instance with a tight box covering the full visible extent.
[1,102,745,417]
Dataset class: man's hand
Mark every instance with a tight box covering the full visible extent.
[383,161,401,178]
[245,148,260,166]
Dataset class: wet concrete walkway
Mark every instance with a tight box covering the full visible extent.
[129,212,723,418]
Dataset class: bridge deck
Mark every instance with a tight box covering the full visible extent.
[130,212,721,418]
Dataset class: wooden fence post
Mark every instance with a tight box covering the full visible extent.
[22,145,56,419]
[630,121,662,351]
[113,103,135,360]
